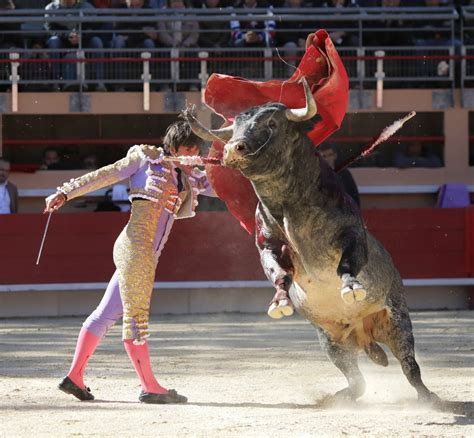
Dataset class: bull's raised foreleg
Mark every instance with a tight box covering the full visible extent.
[257,207,294,319]
[372,301,441,404]
[260,247,294,319]
[336,227,368,305]
[316,326,366,401]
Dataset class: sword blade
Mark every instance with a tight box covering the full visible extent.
[36,211,53,266]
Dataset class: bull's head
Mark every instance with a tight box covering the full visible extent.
[185,79,318,178]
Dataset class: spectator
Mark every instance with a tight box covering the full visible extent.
[230,0,276,48]
[364,0,414,47]
[0,0,23,92]
[198,0,231,48]
[44,0,106,91]
[111,0,158,91]
[0,0,22,50]
[90,0,122,48]
[318,0,359,5]
[414,0,460,48]
[157,0,199,48]
[40,147,70,170]
[393,141,443,168]
[276,0,308,76]
[157,0,200,90]
[91,0,114,6]
[0,157,18,214]
[94,187,123,212]
[82,154,99,170]
[319,0,359,48]
[111,183,131,211]
[409,0,460,81]
[112,0,157,50]
[320,145,361,207]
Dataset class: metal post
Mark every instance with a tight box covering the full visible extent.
[264,48,272,81]
[0,114,3,157]
[198,51,209,105]
[141,51,151,111]
[171,48,179,91]
[356,47,365,108]
[78,10,83,51]
[356,47,365,89]
[375,50,385,109]
[449,46,455,107]
[76,49,85,88]
[461,46,466,108]
[9,52,20,113]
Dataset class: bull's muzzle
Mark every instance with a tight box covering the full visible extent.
[223,141,248,167]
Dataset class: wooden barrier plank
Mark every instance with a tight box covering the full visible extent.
[0,209,471,284]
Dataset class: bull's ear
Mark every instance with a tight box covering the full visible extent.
[184,108,234,143]
[285,78,317,122]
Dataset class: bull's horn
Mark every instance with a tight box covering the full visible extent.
[187,113,234,143]
[285,77,318,122]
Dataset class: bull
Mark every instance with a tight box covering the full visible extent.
[184,79,440,403]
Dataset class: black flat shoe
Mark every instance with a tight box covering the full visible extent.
[139,389,187,404]
[58,376,94,401]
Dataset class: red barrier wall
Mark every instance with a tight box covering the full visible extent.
[0,209,472,285]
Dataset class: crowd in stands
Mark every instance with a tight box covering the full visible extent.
[0,0,467,53]
[0,0,467,91]
[0,0,469,91]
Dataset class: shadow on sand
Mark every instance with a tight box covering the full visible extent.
[188,397,474,424]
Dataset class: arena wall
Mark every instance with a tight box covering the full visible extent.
[0,210,472,317]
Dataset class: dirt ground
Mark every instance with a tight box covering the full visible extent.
[0,311,473,438]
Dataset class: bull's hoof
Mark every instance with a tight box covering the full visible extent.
[353,285,367,301]
[341,287,356,304]
[268,303,284,319]
[341,275,366,304]
[334,387,358,401]
[279,299,294,316]
[267,300,294,319]
[418,390,442,405]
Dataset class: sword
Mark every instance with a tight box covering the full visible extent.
[36,211,53,265]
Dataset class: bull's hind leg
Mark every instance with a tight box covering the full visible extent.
[316,326,366,401]
[372,306,441,403]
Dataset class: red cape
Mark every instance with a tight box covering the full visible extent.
[204,29,349,234]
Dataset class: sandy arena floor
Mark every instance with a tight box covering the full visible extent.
[0,311,473,438]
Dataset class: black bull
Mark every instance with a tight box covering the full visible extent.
[184,80,440,403]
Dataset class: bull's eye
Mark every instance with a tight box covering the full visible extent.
[267,119,277,130]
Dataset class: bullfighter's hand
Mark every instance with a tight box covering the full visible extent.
[44,191,66,213]
[267,286,294,319]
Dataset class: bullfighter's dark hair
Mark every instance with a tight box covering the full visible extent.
[163,119,205,154]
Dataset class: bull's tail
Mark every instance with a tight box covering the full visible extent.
[364,342,389,367]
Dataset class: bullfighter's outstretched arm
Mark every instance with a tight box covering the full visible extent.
[256,204,295,319]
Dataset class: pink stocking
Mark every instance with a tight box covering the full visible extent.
[123,339,167,394]
[67,327,101,389]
